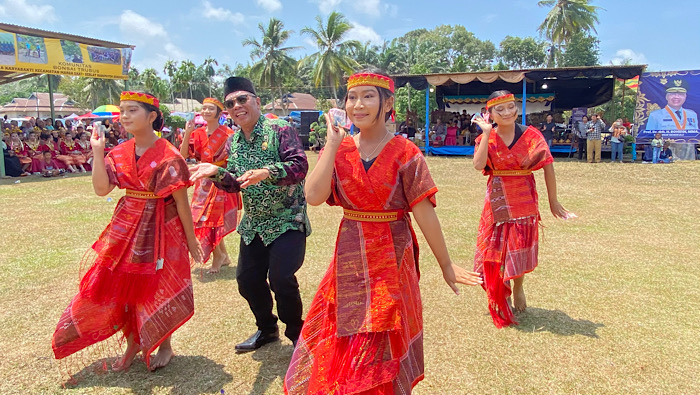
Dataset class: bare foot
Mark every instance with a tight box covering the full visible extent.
[512,287,527,313]
[221,256,231,267]
[207,257,222,273]
[149,342,174,371]
[112,341,140,371]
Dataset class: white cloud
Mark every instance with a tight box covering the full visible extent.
[0,0,56,24]
[347,22,382,46]
[201,0,245,24]
[257,0,282,12]
[611,49,647,65]
[312,0,342,14]
[351,0,397,17]
[119,10,167,39]
[118,10,187,71]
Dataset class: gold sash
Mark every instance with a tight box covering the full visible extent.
[343,208,404,223]
[491,169,533,176]
[125,189,160,199]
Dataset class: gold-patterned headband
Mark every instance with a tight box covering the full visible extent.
[203,97,224,110]
[120,91,160,108]
[486,93,515,110]
[347,73,395,93]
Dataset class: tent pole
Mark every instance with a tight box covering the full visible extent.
[521,79,527,126]
[48,75,56,122]
[425,87,430,154]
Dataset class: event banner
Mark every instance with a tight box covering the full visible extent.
[635,70,700,142]
[0,29,132,80]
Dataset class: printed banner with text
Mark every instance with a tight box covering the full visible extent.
[0,29,132,80]
[635,70,700,142]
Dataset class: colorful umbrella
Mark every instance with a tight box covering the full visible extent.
[78,112,99,119]
[264,113,279,119]
[92,104,120,117]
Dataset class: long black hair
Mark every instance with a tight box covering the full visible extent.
[344,67,394,122]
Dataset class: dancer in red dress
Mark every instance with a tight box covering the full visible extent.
[471,91,573,328]
[180,97,241,272]
[51,91,203,375]
[284,69,481,394]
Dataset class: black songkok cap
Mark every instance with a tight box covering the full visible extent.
[224,76,256,97]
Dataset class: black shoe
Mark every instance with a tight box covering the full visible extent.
[235,330,279,353]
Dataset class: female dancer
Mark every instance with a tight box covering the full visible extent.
[52,91,203,373]
[472,90,572,328]
[60,131,87,173]
[180,97,240,272]
[8,132,31,175]
[284,69,481,394]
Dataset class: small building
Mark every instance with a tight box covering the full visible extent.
[0,92,87,119]
[163,98,202,113]
[264,92,332,116]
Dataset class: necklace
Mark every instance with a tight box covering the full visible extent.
[358,132,392,161]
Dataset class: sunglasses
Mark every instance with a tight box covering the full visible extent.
[224,94,256,109]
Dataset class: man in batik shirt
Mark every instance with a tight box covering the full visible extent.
[190,76,310,351]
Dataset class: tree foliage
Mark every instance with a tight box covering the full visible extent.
[499,36,548,69]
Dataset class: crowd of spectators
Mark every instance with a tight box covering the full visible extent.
[1,115,128,178]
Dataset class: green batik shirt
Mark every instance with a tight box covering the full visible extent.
[212,115,311,245]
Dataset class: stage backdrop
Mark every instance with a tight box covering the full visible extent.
[0,29,132,79]
[635,70,700,143]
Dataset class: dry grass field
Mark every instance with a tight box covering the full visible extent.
[1,154,698,394]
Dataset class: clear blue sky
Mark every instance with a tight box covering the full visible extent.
[1,0,698,74]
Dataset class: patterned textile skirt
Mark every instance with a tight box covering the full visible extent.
[190,178,240,263]
[51,214,194,373]
[474,215,539,328]
[284,258,424,394]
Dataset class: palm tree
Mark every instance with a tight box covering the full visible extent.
[83,78,122,108]
[142,68,159,93]
[201,57,218,97]
[163,60,178,104]
[537,0,601,66]
[243,18,300,115]
[176,60,196,111]
[301,12,361,104]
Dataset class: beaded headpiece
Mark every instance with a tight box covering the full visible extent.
[120,91,159,108]
[203,97,224,111]
[486,93,515,110]
[347,73,395,93]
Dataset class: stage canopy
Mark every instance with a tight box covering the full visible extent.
[393,65,646,156]
[394,65,645,111]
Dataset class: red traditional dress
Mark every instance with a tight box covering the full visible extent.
[37,140,67,170]
[285,136,436,395]
[9,139,31,167]
[52,138,194,371]
[189,125,241,262]
[77,139,93,170]
[473,125,553,328]
[60,139,87,166]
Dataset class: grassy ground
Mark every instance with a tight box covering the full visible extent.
[1,155,698,394]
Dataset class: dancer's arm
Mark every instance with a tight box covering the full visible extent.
[179,120,195,159]
[412,199,483,294]
[304,114,345,206]
[172,187,203,265]
[472,119,492,171]
[543,163,571,219]
[90,128,115,196]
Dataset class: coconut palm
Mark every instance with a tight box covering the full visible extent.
[243,18,300,115]
[83,78,122,107]
[175,60,196,111]
[537,0,601,66]
[301,11,361,104]
[163,59,178,104]
[201,57,218,97]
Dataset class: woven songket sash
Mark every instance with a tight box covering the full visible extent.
[343,208,404,223]
[125,189,160,199]
[491,169,533,176]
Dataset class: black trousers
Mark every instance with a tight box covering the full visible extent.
[237,229,306,341]
[577,138,587,160]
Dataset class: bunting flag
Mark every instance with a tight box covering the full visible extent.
[617,75,639,91]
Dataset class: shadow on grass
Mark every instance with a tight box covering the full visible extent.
[248,342,294,395]
[513,307,604,338]
[192,265,238,283]
[65,355,233,394]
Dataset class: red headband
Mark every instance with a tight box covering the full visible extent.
[347,72,395,93]
[120,91,160,108]
[486,93,514,110]
[203,97,224,111]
